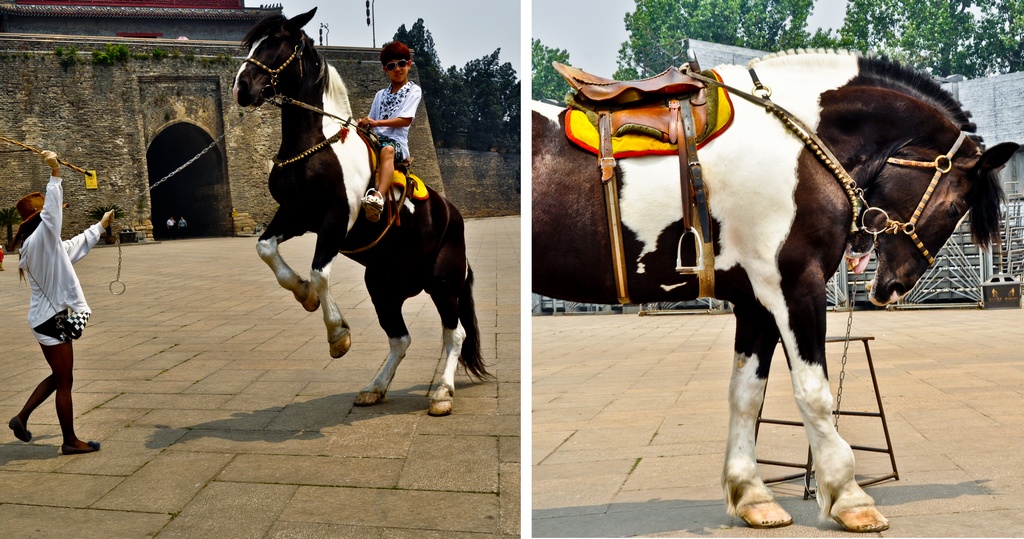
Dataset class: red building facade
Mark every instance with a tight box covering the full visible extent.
[0,0,281,40]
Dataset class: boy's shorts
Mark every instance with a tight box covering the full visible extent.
[378,136,406,163]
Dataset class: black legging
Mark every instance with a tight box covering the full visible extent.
[14,342,88,449]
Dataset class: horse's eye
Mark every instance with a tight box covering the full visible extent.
[948,203,960,220]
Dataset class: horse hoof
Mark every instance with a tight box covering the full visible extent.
[834,507,889,533]
[296,281,320,312]
[428,399,452,416]
[737,501,793,529]
[354,390,383,406]
[329,332,352,358]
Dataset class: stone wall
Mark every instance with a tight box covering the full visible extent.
[0,35,445,236]
[436,149,520,217]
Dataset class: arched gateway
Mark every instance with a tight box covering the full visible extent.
[147,122,231,238]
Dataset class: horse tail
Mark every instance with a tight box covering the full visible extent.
[459,265,490,380]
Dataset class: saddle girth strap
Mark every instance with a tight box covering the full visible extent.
[602,160,631,304]
[598,112,616,183]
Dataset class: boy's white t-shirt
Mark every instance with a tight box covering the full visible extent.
[368,80,422,159]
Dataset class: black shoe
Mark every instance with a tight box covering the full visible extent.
[8,417,31,442]
[61,441,101,455]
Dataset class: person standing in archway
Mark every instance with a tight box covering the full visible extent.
[166,216,176,240]
[178,215,188,238]
[7,150,112,455]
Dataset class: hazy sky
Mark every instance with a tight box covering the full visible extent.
[271,1,522,75]
[532,0,849,77]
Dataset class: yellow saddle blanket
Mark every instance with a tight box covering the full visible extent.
[391,171,429,200]
[565,70,734,158]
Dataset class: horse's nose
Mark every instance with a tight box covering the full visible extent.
[235,78,252,107]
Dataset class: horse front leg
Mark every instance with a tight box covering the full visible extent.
[779,281,888,532]
[723,302,792,528]
[310,231,351,358]
[256,227,321,312]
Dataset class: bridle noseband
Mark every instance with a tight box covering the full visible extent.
[245,38,306,93]
[862,131,969,265]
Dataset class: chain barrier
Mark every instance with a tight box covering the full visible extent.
[101,104,266,295]
[834,272,859,431]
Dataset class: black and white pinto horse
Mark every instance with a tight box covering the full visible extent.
[233,8,487,416]
[533,51,1018,531]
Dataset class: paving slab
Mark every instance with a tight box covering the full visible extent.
[1,216,520,537]
[533,307,1024,537]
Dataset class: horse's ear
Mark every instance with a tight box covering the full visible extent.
[286,7,317,31]
[976,142,1019,173]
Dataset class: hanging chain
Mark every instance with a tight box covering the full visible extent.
[149,104,264,192]
[104,103,265,295]
[109,230,125,295]
[834,272,859,431]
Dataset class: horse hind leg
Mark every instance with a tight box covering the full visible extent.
[256,236,320,312]
[425,282,468,417]
[355,334,411,406]
[357,276,411,406]
[429,324,465,416]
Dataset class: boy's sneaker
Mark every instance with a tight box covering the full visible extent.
[362,189,384,222]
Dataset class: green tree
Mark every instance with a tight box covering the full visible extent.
[393,21,519,153]
[614,0,815,78]
[462,50,508,152]
[977,0,1024,74]
[0,206,19,247]
[393,20,445,143]
[532,38,572,101]
[836,0,983,77]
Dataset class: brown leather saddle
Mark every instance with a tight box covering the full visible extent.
[554,58,715,299]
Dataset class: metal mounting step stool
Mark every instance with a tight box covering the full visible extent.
[754,335,899,499]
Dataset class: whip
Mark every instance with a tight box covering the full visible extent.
[0,136,90,174]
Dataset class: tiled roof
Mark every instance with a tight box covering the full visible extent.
[0,4,281,20]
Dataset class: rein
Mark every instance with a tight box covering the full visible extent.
[339,181,409,255]
[683,66,966,266]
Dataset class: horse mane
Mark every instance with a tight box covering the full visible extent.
[850,55,977,136]
[322,61,352,118]
[750,49,978,140]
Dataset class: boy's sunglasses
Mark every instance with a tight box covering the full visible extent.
[385,60,410,71]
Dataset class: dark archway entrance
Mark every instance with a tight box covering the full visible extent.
[147,122,231,239]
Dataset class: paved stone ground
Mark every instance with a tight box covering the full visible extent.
[533,307,1024,537]
[0,216,520,538]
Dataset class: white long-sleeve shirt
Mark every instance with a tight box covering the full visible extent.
[18,175,103,328]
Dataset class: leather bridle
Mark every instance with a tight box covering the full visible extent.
[245,38,306,94]
[861,131,969,265]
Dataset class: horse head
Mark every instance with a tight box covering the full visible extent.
[234,7,319,108]
[824,80,1019,305]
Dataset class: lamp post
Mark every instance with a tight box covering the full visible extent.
[319,22,329,46]
[365,0,376,48]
